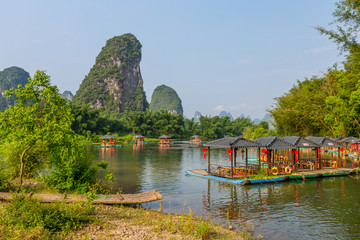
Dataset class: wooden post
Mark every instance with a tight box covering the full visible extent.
[258,147,261,171]
[337,147,340,168]
[230,147,234,179]
[207,147,210,173]
[245,148,248,169]
[271,149,274,172]
[296,150,300,172]
[234,148,237,168]
[292,149,295,172]
[315,147,319,170]
[267,150,271,175]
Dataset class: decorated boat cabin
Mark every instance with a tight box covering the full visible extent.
[203,136,262,178]
[100,134,117,147]
[159,135,171,144]
[337,136,360,155]
[133,135,145,144]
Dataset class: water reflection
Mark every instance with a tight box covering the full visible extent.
[91,143,360,240]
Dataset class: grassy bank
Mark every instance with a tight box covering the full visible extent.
[0,195,260,239]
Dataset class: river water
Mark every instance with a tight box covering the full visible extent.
[92,143,360,240]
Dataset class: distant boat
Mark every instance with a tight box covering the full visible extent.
[190,135,201,143]
[159,135,171,144]
[99,134,117,147]
[133,135,146,144]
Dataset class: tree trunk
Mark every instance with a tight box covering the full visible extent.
[19,145,32,187]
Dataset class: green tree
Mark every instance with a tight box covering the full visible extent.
[243,121,276,140]
[0,70,95,190]
[317,0,360,53]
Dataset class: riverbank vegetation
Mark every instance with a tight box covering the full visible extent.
[0,195,260,239]
[0,71,258,239]
[0,71,106,193]
[270,0,360,138]
[70,104,271,142]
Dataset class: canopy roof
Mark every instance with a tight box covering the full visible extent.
[204,136,237,148]
[335,136,345,141]
[204,136,261,148]
[159,135,171,139]
[281,136,319,148]
[133,135,144,138]
[337,136,360,143]
[254,136,297,149]
[99,134,117,139]
[306,136,342,148]
[231,137,262,148]
[191,135,200,138]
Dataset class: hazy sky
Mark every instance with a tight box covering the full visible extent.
[1,0,343,119]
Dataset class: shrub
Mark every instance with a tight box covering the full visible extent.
[0,194,93,231]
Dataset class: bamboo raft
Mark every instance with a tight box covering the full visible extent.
[186,168,360,185]
[0,190,162,204]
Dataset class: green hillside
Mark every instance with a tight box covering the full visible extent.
[73,33,148,114]
[150,85,183,115]
[0,66,30,111]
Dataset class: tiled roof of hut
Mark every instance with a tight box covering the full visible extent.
[159,135,171,139]
[204,136,238,148]
[191,135,200,138]
[231,137,262,148]
[305,136,342,148]
[337,136,360,143]
[99,134,117,139]
[254,136,297,149]
[204,136,261,148]
[335,136,345,141]
[281,136,319,148]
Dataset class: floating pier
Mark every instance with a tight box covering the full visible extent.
[185,168,360,185]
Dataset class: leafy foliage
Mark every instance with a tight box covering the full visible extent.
[269,1,360,138]
[0,194,93,231]
[0,70,96,192]
[317,0,360,53]
[243,121,276,140]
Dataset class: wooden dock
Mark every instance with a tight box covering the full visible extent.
[0,190,162,204]
[186,167,360,185]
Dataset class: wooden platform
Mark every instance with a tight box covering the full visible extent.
[185,168,360,185]
[0,190,162,204]
[293,167,355,175]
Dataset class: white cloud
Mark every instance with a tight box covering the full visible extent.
[214,105,225,111]
[300,46,334,56]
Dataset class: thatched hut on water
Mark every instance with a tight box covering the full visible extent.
[133,135,145,144]
[100,134,117,147]
[159,135,171,144]
[203,136,261,178]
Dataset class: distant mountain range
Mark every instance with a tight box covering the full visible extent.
[219,111,234,121]
[61,90,73,100]
[193,111,273,127]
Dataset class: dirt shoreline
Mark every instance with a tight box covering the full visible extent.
[0,202,256,239]
[75,205,249,239]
